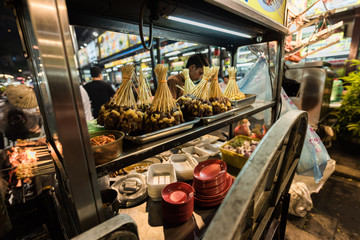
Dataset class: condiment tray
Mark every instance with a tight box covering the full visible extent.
[230,94,256,109]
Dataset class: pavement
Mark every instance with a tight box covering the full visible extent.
[285,140,360,240]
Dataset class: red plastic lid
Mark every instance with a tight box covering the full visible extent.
[194,159,227,181]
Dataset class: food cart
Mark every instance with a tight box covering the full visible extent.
[4,0,308,239]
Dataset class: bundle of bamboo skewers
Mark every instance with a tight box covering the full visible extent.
[145,64,184,132]
[224,67,245,100]
[209,66,231,114]
[136,69,153,112]
[177,66,214,118]
[97,64,144,134]
[182,68,195,95]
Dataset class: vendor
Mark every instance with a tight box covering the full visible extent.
[167,54,209,99]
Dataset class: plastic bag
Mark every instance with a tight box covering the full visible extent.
[281,88,330,182]
[288,182,313,217]
[237,56,272,126]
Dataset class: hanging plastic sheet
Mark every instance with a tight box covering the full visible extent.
[237,56,273,127]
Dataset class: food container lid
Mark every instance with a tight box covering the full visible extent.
[111,173,147,207]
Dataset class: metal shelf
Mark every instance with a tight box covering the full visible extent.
[95,100,275,177]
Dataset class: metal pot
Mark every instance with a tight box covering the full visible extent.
[100,189,120,218]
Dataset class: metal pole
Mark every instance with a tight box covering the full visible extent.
[150,41,157,90]
[156,38,161,64]
[272,36,286,124]
[207,46,212,65]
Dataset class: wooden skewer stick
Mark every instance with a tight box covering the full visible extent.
[29,146,48,150]
[176,84,185,91]
[36,153,51,158]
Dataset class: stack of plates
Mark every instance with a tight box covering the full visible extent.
[192,159,234,207]
[161,182,194,224]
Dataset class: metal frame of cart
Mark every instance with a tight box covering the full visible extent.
[7,0,297,238]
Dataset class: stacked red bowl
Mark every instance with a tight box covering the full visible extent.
[193,159,234,207]
[161,182,194,224]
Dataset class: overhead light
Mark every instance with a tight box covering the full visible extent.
[165,51,180,57]
[142,58,152,62]
[201,49,209,53]
[168,56,178,60]
[106,68,112,72]
[112,67,118,71]
[93,32,99,37]
[168,16,252,38]
[83,43,87,47]
[182,51,195,57]
[18,69,22,72]
[238,51,251,55]
[80,46,84,49]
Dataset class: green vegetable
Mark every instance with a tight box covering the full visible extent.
[332,59,360,137]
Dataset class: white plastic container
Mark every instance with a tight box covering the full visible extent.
[181,146,210,163]
[147,163,177,201]
[179,135,220,148]
[200,135,219,144]
[195,143,220,156]
[169,153,198,180]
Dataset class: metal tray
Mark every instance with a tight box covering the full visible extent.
[125,119,200,144]
[200,108,240,124]
[230,94,257,109]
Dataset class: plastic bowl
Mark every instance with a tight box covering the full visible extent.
[90,130,125,165]
[195,174,234,200]
[162,182,194,223]
[162,182,194,205]
[193,177,227,196]
[193,159,227,189]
